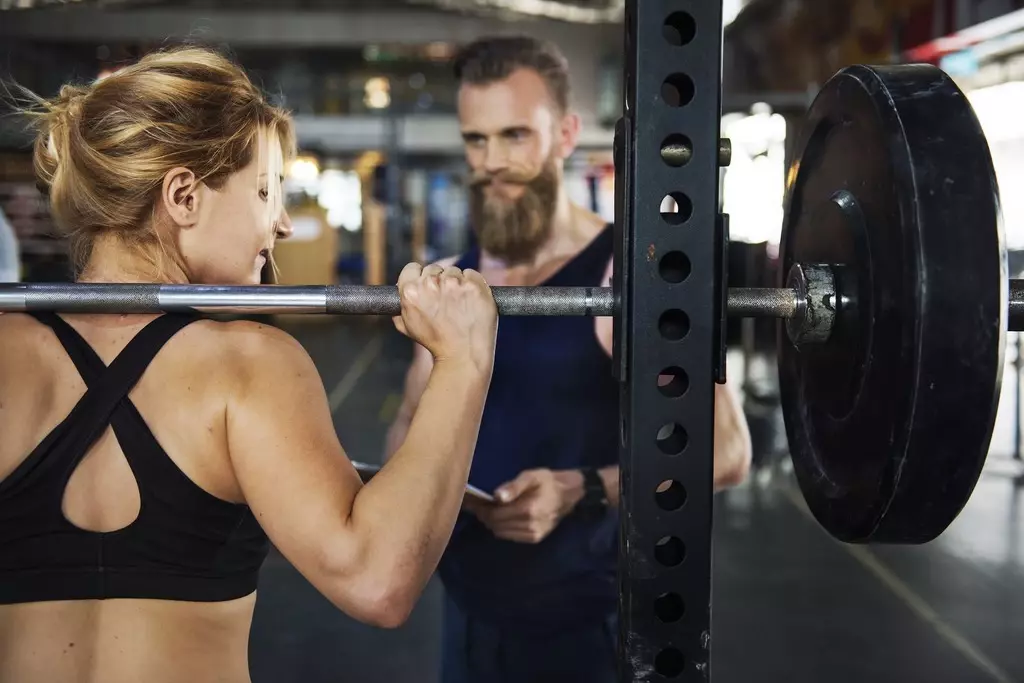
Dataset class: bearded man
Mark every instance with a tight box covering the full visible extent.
[384,36,752,683]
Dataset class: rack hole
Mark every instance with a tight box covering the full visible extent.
[660,134,693,167]
[654,535,686,567]
[657,367,689,398]
[661,73,695,108]
[654,592,686,623]
[659,251,690,283]
[663,12,696,46]
[658,309,689,341]
[660,192,693,225]
[655,480,687,511]
[656,423,688,456]
[655,647,687,677]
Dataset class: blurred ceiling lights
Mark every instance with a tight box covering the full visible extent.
[406,0,622,23]
[0,0,155,8]
[0,0,623,20]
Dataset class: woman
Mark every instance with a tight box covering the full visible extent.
[0,46,498,683]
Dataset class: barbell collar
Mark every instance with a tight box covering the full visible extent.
[785,264,837,346]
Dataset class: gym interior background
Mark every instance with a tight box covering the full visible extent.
[3,0,1024,681]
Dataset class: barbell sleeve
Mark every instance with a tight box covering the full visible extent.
[726,288,800,319]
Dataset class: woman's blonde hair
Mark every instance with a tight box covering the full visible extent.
[22,44,295,276]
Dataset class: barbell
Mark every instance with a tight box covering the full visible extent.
[0,63,1012,546]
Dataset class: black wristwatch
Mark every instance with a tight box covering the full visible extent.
[576,467,609,520]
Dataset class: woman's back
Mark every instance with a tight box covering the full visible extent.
[0,311,263,683]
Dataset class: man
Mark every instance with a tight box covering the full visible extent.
[384,36,752,683]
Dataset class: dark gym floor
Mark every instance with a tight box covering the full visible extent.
[248,318,1024,683]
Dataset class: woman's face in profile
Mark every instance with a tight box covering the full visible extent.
[180,131,288,285]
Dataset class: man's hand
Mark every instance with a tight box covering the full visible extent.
[465,468,584,544]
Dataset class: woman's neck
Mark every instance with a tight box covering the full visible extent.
[77,234,188,285]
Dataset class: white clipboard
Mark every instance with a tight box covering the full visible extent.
[351,461,496,504]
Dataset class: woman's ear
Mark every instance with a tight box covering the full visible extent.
[160,167,201,227]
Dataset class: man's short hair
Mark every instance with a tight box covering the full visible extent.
[453,36,571,113]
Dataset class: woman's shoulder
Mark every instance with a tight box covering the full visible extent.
[183,318,316,384]
[0,313,315,389]
[0,313,58,357]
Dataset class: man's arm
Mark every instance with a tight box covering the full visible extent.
[384,342,434,462]
[469,257,751,545]
[594,256,752,492]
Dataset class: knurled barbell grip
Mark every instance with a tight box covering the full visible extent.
[325,286,616,316]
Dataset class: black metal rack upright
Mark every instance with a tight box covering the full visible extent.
[615,0,725,681]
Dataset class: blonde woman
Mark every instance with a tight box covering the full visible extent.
[0,45,497,683]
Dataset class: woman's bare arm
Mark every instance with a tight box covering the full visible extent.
[223,263,496,628]
[223,322,489,628]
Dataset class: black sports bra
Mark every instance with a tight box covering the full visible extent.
[0,312,269,604]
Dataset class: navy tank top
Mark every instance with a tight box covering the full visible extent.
[0,312,269,604]
[439,224,619,632]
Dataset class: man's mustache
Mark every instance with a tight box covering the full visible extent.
[469,171,535,188]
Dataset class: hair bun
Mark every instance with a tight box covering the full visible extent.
[31,82,90,197]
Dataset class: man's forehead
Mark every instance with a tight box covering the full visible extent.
[458,69,559,112]
[458,80,557,133]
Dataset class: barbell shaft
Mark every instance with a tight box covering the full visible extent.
[0,283,617,317]
[0,282,794,318]
[3,281,1024,326]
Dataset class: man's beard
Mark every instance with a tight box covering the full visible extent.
[468,158,559,264]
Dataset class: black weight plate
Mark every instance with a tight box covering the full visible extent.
[778,64,1005,544]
